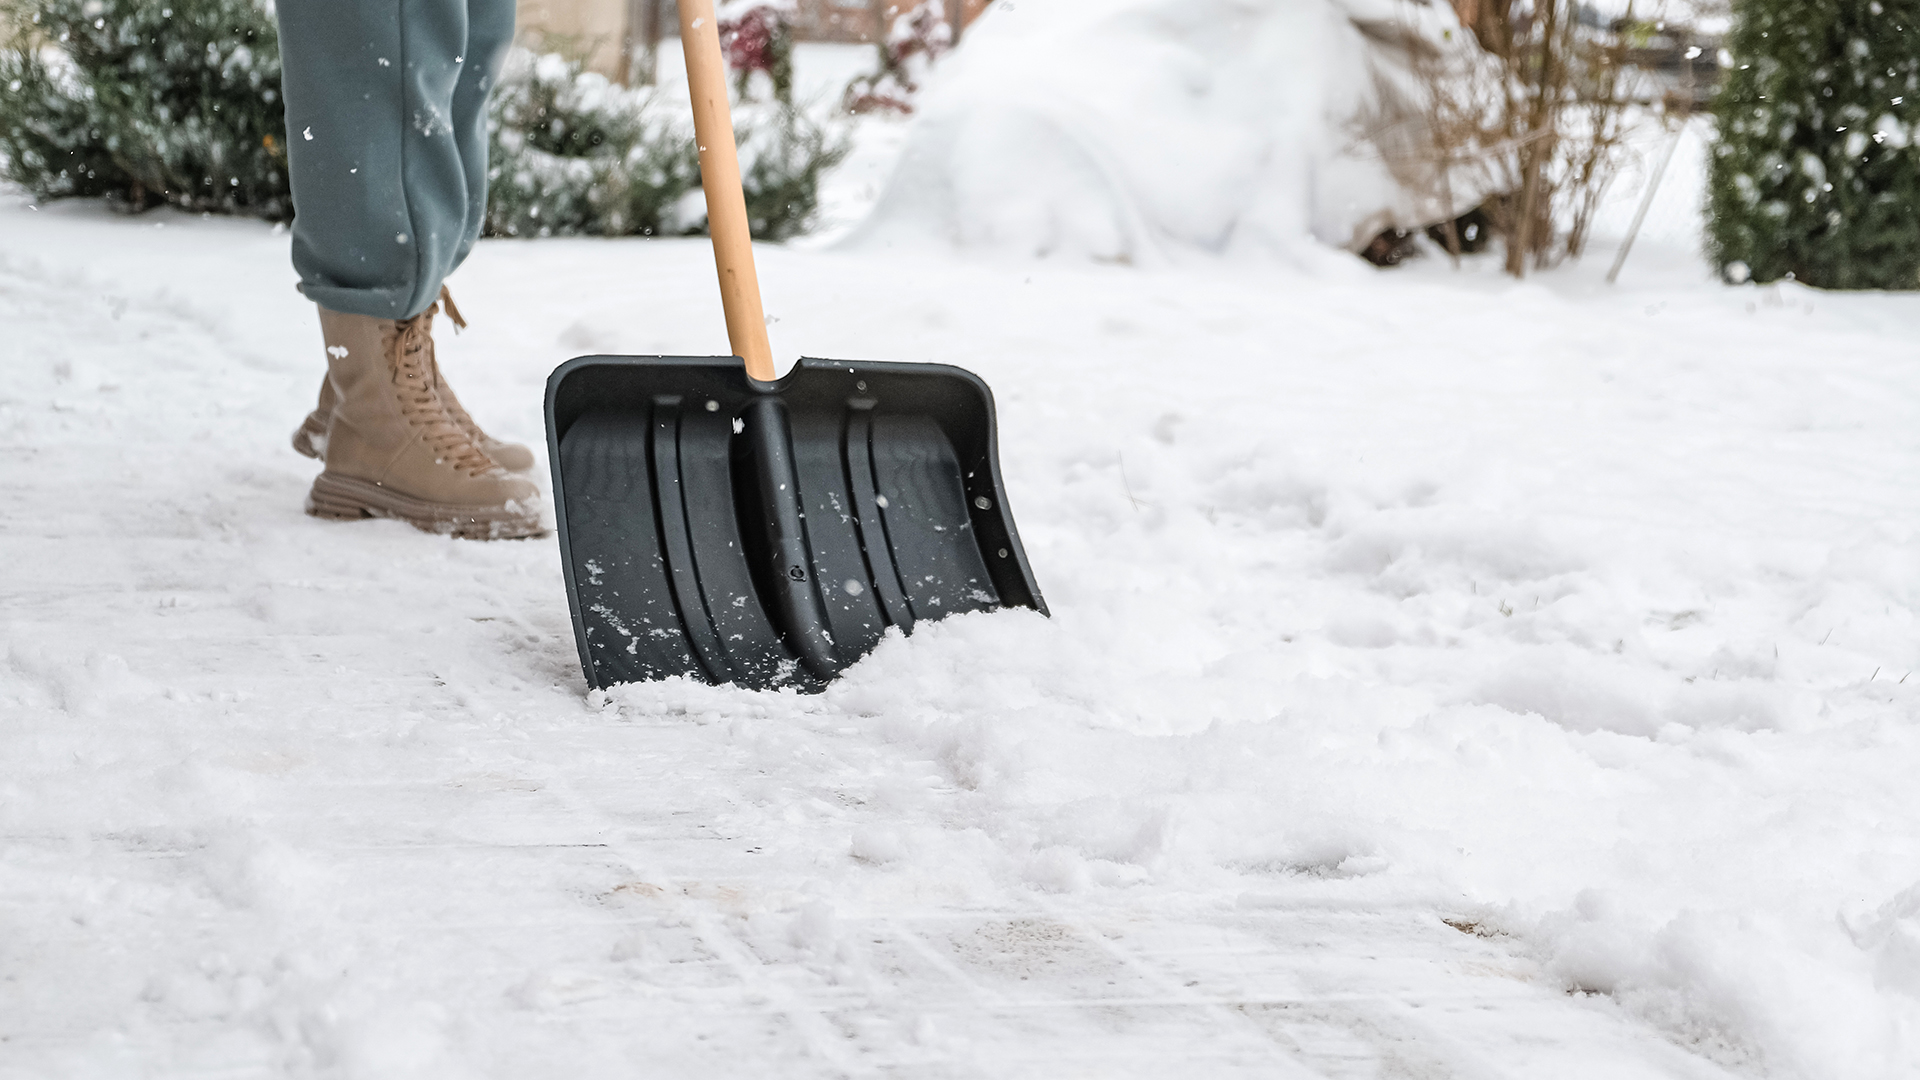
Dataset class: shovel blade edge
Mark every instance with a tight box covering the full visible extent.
[546,355,1046,693]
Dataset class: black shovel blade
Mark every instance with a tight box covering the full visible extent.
[546,355,1047,692]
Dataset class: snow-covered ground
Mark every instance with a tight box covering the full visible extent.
[5,57,1920,1080]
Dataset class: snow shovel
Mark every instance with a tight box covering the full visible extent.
[543,0,1046,692]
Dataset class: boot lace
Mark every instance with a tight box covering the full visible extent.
[425,286,483,439]
[387,297,497,477]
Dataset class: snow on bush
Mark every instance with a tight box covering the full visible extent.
[0,11,846,243]
[1706,0,1920,289]
[0,0,290,218]
[485,49,850,242]
[735,97,853,241]
[847,0,1476,262]
[484,51,701,239]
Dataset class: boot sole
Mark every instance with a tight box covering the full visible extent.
[306,472,548,541]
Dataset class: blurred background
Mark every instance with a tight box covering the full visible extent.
[0,0,1911,286]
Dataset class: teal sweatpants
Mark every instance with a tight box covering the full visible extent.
[275,0,515,320]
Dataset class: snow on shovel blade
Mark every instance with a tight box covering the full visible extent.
[545,355,1047,692]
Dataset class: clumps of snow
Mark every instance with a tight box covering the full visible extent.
[848,825,910,864]
[847,0,1470,261]
[4,647,156,719]
[1847,884,1920,999]
[1531,888,1920,1076]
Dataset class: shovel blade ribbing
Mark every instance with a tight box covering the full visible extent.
[547,356,1046,692]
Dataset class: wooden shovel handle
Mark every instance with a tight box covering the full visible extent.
[678,0,776,381]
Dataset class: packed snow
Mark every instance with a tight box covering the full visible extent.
[4,30,1920,1080]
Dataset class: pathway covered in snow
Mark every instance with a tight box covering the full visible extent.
[2,194,1917,1078]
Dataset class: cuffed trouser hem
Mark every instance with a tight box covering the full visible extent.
[297,282,421,322]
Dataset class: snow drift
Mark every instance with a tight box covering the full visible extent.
[847,0,1473,261]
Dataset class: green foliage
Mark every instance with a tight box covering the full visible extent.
[0,13,848,244]
[1707,0,1920,289]
[0,0,289,217]
[484,51,850,242]
[738,102,850,242]
[484,52,700,238]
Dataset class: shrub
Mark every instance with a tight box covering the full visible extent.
[0,0,289,217]
[844,0,951,115]
[484,51,700,238]
[485,50,849,242]
[0,8,849,245]
[737,99,850,241]
[1361,2,1644,277]
[718,0,795,105]
[1706,0,1920,289]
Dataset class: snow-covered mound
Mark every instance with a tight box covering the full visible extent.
[848,0,1466,261]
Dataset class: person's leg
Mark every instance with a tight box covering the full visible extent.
[280,0,534,478]
[412,0,538,472]
[277,0,540,535]
[447,0,516,273]
[277,0,475,319]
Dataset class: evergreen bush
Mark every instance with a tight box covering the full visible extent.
[1707,0,1920,289]
[484,51,700,238]
[485,50,849,242]
[0,0,289,217]
[0,5,849,244]
[737,100,849,241]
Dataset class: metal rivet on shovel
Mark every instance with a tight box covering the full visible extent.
[541,0,1047,693]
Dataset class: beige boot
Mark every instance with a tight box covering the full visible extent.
[290,288,536,473]
[305,300,546,540]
